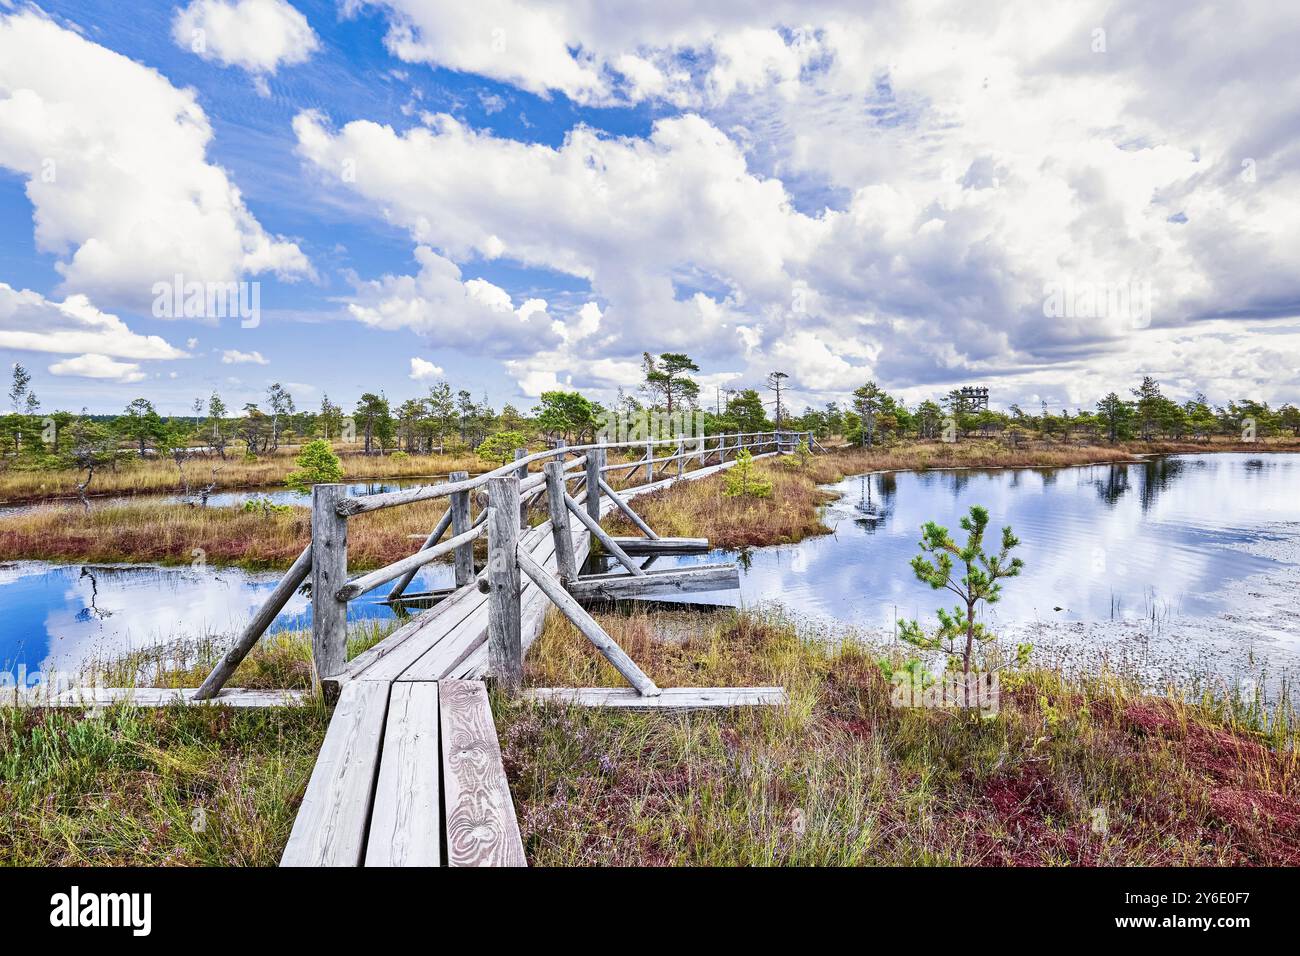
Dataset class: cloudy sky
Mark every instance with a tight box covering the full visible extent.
[1,0,1298,416]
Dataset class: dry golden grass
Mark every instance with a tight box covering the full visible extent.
[0,498,469,570]
[0,447,485,504]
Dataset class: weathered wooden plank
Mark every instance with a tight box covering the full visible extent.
[517,547,660,697]
[281,681,389,867]
[567,564,740,602]
[439,680,526,867]
[585,446,604,526]
[449,470,475,588]
[311,484,349,695]
[486,477,523,692]
[523,686,787,709]
[544,461,578,584]
[195,543,311,700]
[364,682,441,867]
[608,536,709,555]
[37,687,309,708]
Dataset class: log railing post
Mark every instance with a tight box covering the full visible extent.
[676,438,684,478]
[586,445,604,526]
[449,470,474,587]
[486,476,522,693]
[514,448,528,523]
[543,461,578,584]
[311,483,348,698]
[645,441,654,485]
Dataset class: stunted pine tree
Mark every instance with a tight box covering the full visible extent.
[897,505,1025,699]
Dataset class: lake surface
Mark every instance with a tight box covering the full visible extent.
[2,453,1298,691]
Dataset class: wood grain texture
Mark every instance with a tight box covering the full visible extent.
[336,523,483,602]
[568,564,740,602]
[281,681,389,867]
[40,687,309,707]
[311,483,350,691]
[523,686,787,709]
[486,477,522,691]
[608,536,710,555]
[439,680,526,867]
[597,478,659,539]
[544,461,578,583]
[449,471,475,588]
[364,682,441,867]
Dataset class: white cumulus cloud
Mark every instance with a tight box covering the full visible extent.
[0,10,312,311]
[173,0,319,74]
[48,353,146,383]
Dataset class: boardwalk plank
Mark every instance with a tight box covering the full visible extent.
[364,683,442,867]
[281,681,388,867]
[523,686,788,709]
[439,680,526,867]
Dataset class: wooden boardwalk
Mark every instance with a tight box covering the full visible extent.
[281,451,783,867]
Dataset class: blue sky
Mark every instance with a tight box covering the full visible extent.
[2,1,1298,417]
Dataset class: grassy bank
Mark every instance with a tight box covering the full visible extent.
[0,498,459,570]
[0,621,397,866]
[0,448,485,506]
[499,607,1299,866]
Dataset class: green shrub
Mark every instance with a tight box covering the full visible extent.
[477,431,529,466]
[285,439,344,491]
[723,449,773,498]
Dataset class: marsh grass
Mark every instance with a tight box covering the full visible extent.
[0,703,328,865]
[0,497,473,570]
[0,448,486,505]
[498,607,1300,866]
[0,619,400,865]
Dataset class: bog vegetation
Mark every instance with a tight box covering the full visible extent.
[4,354,1297,507]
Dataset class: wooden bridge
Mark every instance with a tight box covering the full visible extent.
[51,430,818,865]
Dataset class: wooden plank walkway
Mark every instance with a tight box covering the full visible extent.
[283,451,782,867]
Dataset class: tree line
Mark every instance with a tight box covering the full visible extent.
[4,356,1297,477]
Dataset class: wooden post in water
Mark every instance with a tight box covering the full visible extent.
[544,461,578,584]
[486,476,522,693]
[449,470,474,587]
[311,484,348,696]
[585,445,604,526]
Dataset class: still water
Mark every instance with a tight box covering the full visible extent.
[2,454,1298,683]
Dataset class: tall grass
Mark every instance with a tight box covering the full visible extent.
[0,497,472,570]
[498,607,1300,866]
[0,448,485,505]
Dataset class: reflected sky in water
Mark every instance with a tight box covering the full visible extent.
[2,453,1297,676]
[635,453,1300,630]
[0,558,455,676]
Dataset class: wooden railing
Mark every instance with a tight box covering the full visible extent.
[196,430,814,700]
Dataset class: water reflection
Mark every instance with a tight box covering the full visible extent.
[0,558,456,675]
[3,453,1298,676]
[643,454,1299,636]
